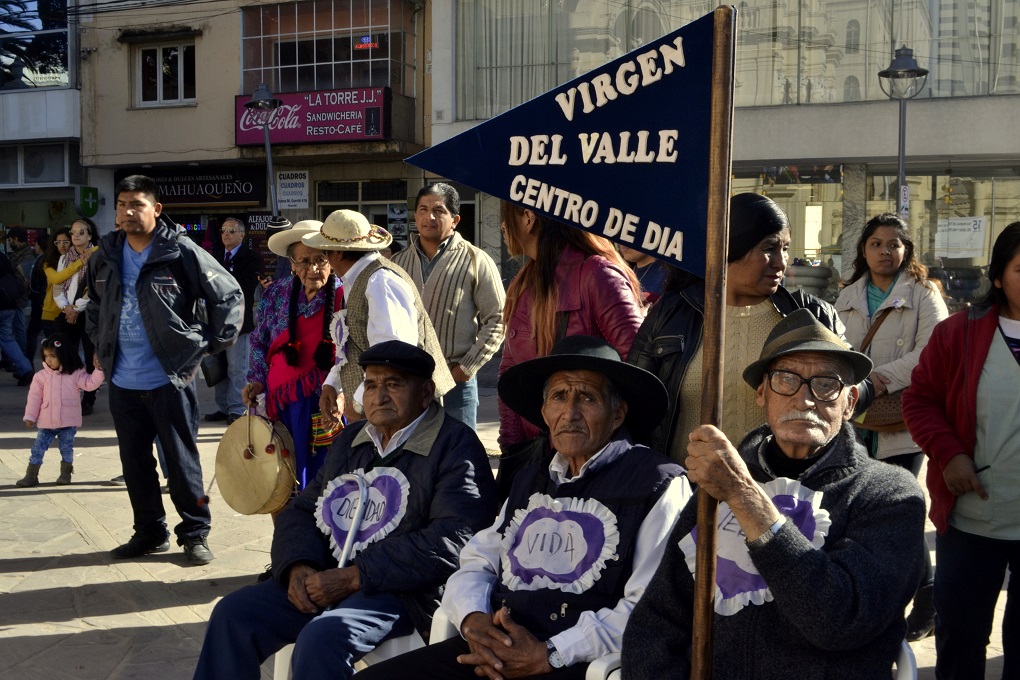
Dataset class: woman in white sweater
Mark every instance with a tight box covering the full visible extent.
[52,217,100,415]
[835,212,948,642]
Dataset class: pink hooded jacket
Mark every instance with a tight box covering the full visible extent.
[24,366,105,429]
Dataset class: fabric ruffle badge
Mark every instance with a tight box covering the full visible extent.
[330,309,350,371]
[500,493,620,594]
[315,467,410,562]
[679,477,831,616]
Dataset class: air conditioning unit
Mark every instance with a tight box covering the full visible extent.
[22,144,66,184]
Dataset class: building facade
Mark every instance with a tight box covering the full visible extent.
[76,0,443,259]
[1,0,85,246]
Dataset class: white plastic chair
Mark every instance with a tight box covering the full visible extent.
[272,629,426,679]
[896,639,918,680]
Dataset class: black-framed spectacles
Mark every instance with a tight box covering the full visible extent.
[766,369,847,402]
[221,229,242,235]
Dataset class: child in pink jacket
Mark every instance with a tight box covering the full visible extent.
[17,334,104,487]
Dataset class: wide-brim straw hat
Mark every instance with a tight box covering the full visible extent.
[302,209,393,252]
[498,335,668,437]
[742,308,873,388]
[267,219,324,257]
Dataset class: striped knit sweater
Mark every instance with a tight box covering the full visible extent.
[390,232,506,377]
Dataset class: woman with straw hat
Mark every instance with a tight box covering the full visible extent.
[242,220,343,489]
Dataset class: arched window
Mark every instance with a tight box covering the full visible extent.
[844,75,862,102]
[846,20,860,54]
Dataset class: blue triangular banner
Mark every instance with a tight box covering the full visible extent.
[407,11,719,277]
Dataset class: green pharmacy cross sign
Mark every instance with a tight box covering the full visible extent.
[77,186,100,219]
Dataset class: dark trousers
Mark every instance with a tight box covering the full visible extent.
[108,381,209,542]
[193,578,413,680]
[53,313,97,406]
[884,451,934,586]
[934,525,1019,680]
[356,636,590,680]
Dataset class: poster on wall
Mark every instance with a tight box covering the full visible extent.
[936,216,987,258]
[277,170,309,210]
[387,203,408,241]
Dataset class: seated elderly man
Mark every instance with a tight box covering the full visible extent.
[193,341,497,680]
[622,309,926,679]
[358,335,691,680]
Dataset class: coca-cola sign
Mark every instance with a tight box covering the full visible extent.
[235,87,390,146]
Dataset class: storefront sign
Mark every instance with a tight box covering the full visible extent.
[115,166,267,207]
[405,15,716,276]
[235,88,389,146]
[277,170,309,209]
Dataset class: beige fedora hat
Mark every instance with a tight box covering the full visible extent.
[267,219,324,257]
[302,209,393,251]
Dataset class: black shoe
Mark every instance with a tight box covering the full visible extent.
[183,536,215,566]
[15,372,32,386]
[227,413,241,424]
[109,474,126,485]
[111,533,170,559]
[81,402,94,416]
[204,411,228,422]
[906,619,935,642]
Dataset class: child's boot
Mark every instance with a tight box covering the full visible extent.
[56,462,73,486]
[16,464,41,487]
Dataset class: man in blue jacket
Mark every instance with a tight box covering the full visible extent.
[86,174,242,566]
[193,340,498,680]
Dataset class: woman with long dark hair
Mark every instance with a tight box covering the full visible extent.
[39,228,73,341]
[52,218,100,415]
[497,202,643,444]
[495,202,643,496]
[835,213,948,640]
[903,222,1020,679]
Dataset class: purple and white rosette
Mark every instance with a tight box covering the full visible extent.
[500,493,620,594]
[330,309,350,370]
[679,477,831,616]
[315,467,410,562]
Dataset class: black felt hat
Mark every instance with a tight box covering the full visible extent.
[742,309,873,388]
[359,340,435,378]
[498,335,668,435]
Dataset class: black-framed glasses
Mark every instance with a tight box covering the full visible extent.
[290,256,329,271]
[221,229,242,235]
[766,369,847,402]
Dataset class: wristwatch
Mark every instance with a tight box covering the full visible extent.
[546,640,566,669]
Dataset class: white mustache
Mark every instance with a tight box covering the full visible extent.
[777,409,828,427]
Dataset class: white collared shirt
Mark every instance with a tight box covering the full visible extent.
[323,252,420,395]
[441,439,692,666]
[363,407,429,457]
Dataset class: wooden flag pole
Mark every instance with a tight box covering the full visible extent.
[690,6,735,680]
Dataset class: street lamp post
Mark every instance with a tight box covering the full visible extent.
[245,83,290,230]
[878,46,928,220]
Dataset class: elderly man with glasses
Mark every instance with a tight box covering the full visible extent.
[622,309,926,679]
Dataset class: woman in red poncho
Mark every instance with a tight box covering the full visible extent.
[243,220,343,489]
